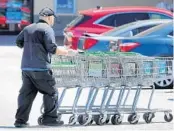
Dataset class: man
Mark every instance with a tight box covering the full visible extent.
[14,7,77,127]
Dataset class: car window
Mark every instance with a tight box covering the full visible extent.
[115,13,150,27]
[99,13,149,27]
[67,15,91,27]
[135,22,172,37]
[105,24,157,37]
[149,13,172,19]
[0,8,6,17]
[132,25,156,35]
[119,31,133,37]
[103,22,136,36]
[98,14,117,27]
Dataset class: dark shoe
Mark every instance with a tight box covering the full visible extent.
[14,121,29,128]
[42,120,64,126]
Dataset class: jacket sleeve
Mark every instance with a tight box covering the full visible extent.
[44,28,57,54]
[16,29,24,48]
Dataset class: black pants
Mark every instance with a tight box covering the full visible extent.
[15,70,58,123]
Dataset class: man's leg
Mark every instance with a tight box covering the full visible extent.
[15,71,38,127]
[30,70,63,126]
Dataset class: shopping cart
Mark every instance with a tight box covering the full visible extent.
[101,55,173,125]
[39,52,173,126]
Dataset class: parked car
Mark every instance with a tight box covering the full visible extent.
[19,7,31,29]
[118,21,173,89]
[64,6,173,49]
[78,19,170,51]
[79,21,173,89]
[118,21,173,56]
[0,0,7,29]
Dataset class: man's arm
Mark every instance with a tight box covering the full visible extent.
[16,29,24,48]
[44,28,77,55]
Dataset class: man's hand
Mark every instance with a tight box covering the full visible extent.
[56,46,78,56]
[67,49,78,56]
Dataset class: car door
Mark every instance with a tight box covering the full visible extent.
[165,31,173,56]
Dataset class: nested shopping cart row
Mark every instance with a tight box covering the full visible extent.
[39,54,173,126]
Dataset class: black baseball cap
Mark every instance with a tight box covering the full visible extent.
[39,7,56,18]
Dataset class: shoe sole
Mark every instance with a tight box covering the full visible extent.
[14,125,28,128]
[14,123,29,128]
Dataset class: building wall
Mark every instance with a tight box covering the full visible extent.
[33,0,173,36]
[34,0,173,14]
[77,0,161,11]
[34,0,54,15]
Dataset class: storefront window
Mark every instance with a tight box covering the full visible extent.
[0,0,33,33]
[55,0,76,14]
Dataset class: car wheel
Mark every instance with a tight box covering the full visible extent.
[154,78,173,89]
[154,56,173,89]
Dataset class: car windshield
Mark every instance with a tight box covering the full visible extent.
[103,22,136,36]
[135,21,172,37]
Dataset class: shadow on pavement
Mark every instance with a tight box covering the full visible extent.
[1,121,170,128]
[0,121,171,129]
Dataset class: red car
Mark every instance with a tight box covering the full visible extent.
[64,6,173,49]
[19,7,31,28]
[0,0,7,28]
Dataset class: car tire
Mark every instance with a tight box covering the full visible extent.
[154,79,173,89]
[154,56,173,89]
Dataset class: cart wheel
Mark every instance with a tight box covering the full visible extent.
[88,120,94,125]
[69,115,76,125]
[38,116,43,125]
[78,114,92,126]
[111,114,122,125]
[105,117,110,124]
[164,113,173,122]
[95,116,105,125]
[143,112,155,124]
[128,114,139,124]
[94,115,106,125]
[57,114,62,121]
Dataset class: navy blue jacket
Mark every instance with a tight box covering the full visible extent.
[16,20,57,70]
